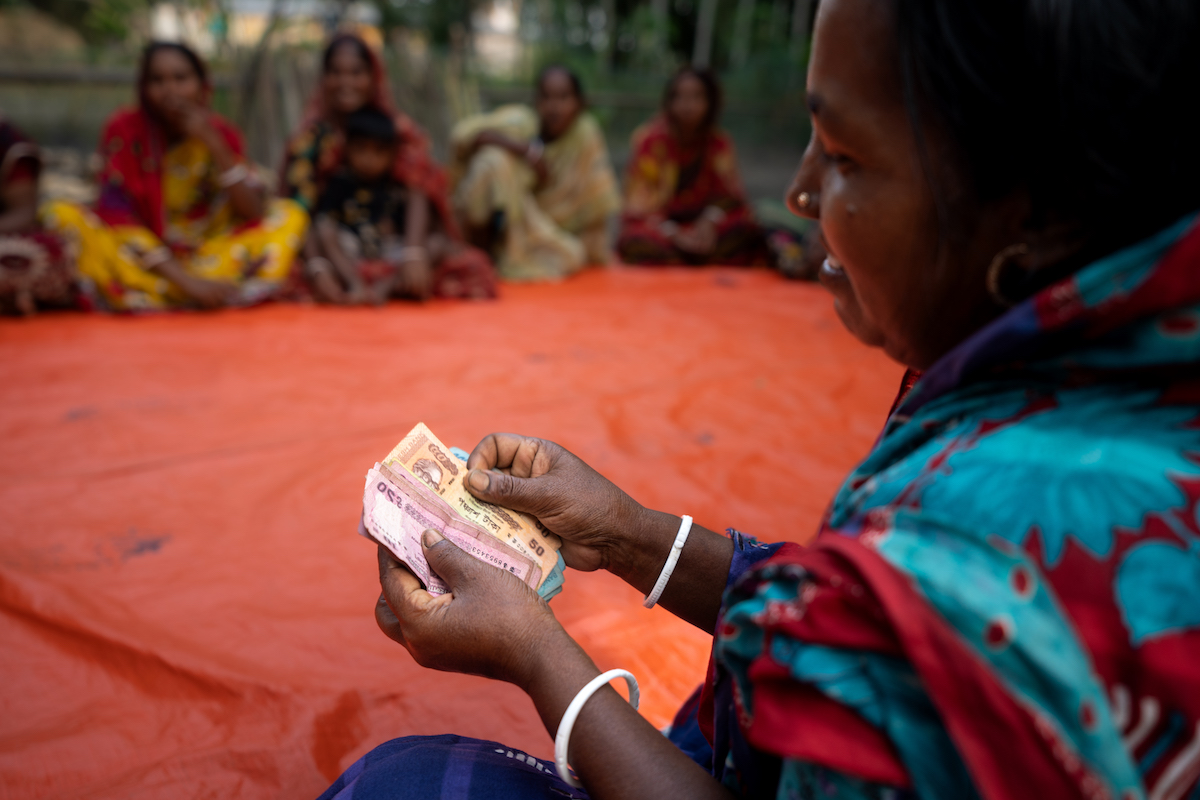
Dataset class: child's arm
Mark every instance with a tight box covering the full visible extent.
[314,214,367,304]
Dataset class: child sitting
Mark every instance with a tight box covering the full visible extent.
[307,106,433,304]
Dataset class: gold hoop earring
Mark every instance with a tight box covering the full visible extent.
[986,243,1030,308]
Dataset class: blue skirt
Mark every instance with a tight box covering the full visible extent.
[317,688,712,800]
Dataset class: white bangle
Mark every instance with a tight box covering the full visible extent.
[554,669,640,788]
[643,515,692,608]
[141,246,173,269]
[218,163,249,188]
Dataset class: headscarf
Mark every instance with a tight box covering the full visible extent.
[282,33,458,237]
[0,115,40,188]
[93,43,246,240]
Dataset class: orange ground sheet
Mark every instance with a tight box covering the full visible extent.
[0,267,902,799]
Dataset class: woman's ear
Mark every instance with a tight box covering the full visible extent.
[1023,214,1088,277]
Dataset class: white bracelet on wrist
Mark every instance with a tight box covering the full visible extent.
[554,668,640,788]
[643,515,693,608]
[218,163,249,188]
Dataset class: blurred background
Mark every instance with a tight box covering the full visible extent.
[0,0,812,217]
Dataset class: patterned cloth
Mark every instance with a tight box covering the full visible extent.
[704,213,1200,799]
[450,105,621,281]
[315,735,589,800]
[42,109,306,312]
[617,116,765,266]
[0,117,77,314]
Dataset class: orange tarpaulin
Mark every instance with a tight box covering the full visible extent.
[0,267,902,799]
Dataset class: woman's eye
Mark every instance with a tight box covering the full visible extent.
[821,151,856,172]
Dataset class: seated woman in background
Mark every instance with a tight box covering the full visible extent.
[43,43,307,312]
[449,66,621,282]
[0,114,76,315]
[618,67,767,266]
[281,33,494,303]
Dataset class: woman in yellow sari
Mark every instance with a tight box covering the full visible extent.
[449,66,620,281]
[43,42,307,311]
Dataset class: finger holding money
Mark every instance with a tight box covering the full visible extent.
[465,432,737,633]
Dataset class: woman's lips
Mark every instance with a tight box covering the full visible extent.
[818,253,848,292]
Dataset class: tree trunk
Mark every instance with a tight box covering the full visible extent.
[692,0,719,67]
[730,0,755,67]
[789,0,812,55]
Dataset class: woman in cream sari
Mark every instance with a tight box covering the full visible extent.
[450,66,620,281]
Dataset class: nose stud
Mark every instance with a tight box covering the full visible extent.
[796,191,815,210]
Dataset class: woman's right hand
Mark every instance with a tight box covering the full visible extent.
[180,274,236,308]
[155,258,236,309]
[465,434,647,573]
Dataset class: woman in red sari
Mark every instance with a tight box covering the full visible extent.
[43,43,307,312]
[280,34,494,303]
[618,67,767,266]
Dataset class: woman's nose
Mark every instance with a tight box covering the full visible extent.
[785,147,821,219]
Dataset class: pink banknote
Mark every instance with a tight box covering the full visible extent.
[360,464,542,595]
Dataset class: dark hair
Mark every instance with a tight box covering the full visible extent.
[536,65,585,103]
[139,41,209,91]
[345,105,397,145]
[322,33,374,74]
[663,66,722,133]
[894,0,1200,252]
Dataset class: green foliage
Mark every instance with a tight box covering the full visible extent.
[369,0,480,45]
[5,0,151,46]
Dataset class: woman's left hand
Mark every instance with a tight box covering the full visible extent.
[375,531,564,686]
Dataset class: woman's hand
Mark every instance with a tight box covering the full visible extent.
[471,130,509,153]
[673,219,718,256]
[170,100,223,152]
[178,274,236,308]
[376,532,734,800]
[465,432,737,633]
[465,434,646,574]
[375,532,565,687]
[153,257,235,309]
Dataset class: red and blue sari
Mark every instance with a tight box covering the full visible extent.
[707,213,1200,799]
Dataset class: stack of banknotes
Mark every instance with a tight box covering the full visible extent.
[359,423,566,600]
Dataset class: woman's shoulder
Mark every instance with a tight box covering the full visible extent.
[709,127,737,153]
[285,118,335,155]
[630,117,671,147]
[100,107,144,137]
[866,381,1200,563]
[571,111,608,141]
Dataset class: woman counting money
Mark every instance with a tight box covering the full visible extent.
[322,0,1200,797]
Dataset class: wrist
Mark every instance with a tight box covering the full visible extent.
[514,623,596,696]
[604,506,680,593]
